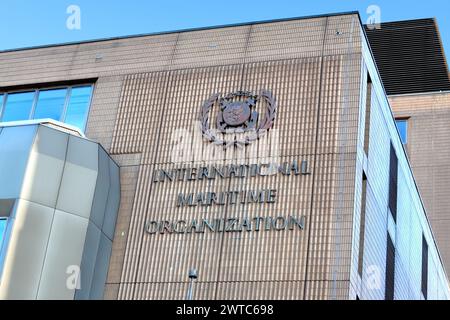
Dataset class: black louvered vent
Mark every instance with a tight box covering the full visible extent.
[365,18,450,95]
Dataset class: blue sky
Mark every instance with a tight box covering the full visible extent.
[1,0,450,59]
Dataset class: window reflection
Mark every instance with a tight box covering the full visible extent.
[0,94,4,115]
[0,85,93,132]
[395,119,408,144]
[64,86,93,132]
[33,88,67,121]
[0,218,7,279]
[0,218,6,250]
[1,91,35,122]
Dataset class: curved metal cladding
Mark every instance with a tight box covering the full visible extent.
[0,123,120,300]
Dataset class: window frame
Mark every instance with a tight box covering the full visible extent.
[395,117,409,145]
[0,90,37,123]
[0,83,94,132]
[31,87,69,122]
[0,217,8,253]
[0,217,8,242]
[64,85,95,133]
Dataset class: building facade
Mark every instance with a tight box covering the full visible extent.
[366,18,450,275]
[0,12,449,300]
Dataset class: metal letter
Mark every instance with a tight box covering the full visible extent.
[267,189,277,203]
[272,216,287,230]
[177,193,193,207]
[288,215,305,230]
[145,221,158,234]
[174,220,187,233]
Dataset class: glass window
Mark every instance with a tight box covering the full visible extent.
[422,235,428,299]
[33,88,67,121]
[0,85,93,132]
[0,218,7,250]
[385,232,396,300]
[0,91,35,122]
[395,119,408,144]
[0,94,4,116]
[64,86,93,132]
[389,143,398,222]
[0,218,7,279]
[358,172,367,277]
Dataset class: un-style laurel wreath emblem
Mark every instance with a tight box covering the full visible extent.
[200,90,277,147]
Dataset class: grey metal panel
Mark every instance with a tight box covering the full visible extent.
[21,125,68,207]
[56,136,98,218]
[37,209,88,300]
[89,232,112,299]
[102,160,120,240]
[0,123,119,300]
[0,200,53,300]
[74,222,101,300]
[0,125,36,200]
[90,147,110,228]
[66,135,99,170]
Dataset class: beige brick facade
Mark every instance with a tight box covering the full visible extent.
[390,92,450,273]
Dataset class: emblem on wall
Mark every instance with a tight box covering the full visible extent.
[200,90,277,146]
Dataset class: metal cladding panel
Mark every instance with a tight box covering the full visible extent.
[37,209,89,300]
[75,222,102,300]
[0,200,53,299]
[89,233,113,299]
[21,125,68,208]
[103,159,120,240]
[0,123,121,300]
[91,146,111,229]
[56,135,98,219]
[0,125,37,200]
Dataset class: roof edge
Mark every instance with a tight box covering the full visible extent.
[0,11,360,53]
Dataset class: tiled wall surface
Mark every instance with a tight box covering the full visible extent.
[349,33,450,299]
[389,92,450,276]
[107,14,362,300]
